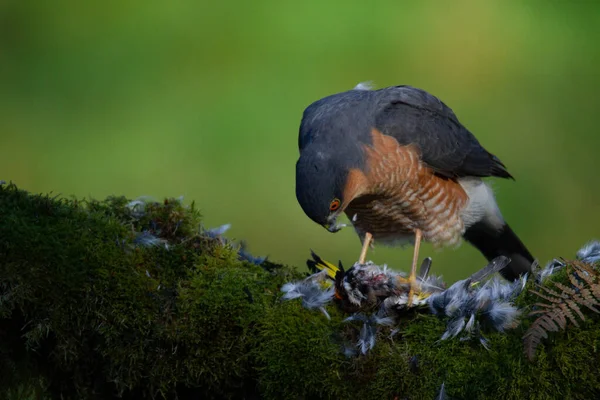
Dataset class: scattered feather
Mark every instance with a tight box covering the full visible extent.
[281,274,334,319]
[419,273,446,293]
[536,259,565,284]
[464,313,476,333]
[344,313,395,355]
[126,196,155,218]
[418,257,433,279]
[469,256,510,283]
[357,323,376,354]
[441,317,466,341]
[133,231,169,250]
[434,382,448,400]
[238,240,267,265]
[479,336,490,350]
[486,302,521,331]
[429,260,527,345]
[428,279,471,316]
[199,224,267,265]
[409,355,419,373]
[342,345,358,358]
[204,223,231,238]
[353,81,374,91]
[577,240,600,264]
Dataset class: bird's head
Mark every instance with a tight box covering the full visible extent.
[295,148,365,233]
[295,87,372,233]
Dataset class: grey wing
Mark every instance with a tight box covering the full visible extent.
[374,86,512,179]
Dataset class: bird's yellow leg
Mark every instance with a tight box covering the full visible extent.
[358,232,373,264]
[407,229,423,307]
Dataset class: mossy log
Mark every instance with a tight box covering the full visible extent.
[1,183,599,400]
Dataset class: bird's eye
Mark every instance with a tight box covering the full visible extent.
[329,198,341,211]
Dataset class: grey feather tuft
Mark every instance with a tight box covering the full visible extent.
[486,301,521,331]
[238,240,268,265]
[204,223,231,238]
[357,322,376,354]
[577,240,600,264]
[199,224,268,265]
[434,382,448,400]
[281,273,334,319]
[126,196,155,218]
[419,274,446,293]
[536,259,565,284]
[134,231,169,250]
[428,279,471,316]
[344,313,395,355]
[353,81,375,91]
[342,345,358,358]
[429,267,526,344]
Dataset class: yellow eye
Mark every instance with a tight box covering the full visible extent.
[329,198,341,211]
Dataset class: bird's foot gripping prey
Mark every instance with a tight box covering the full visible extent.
[358,230,424,307]
[295,82,535,282]
[305,250,439,313]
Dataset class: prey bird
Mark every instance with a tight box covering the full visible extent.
[295,83,534,303]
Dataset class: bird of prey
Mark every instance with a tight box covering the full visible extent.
[295,83,534,302]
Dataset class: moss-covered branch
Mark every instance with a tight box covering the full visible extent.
[1,183,599,400]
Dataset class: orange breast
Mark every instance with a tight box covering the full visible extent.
[344,129,469,247]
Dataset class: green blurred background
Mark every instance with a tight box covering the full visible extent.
[1,1,598,282]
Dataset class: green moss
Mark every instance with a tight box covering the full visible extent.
[1,182,599,400]
[0,183,299,399]
[255,302,350,399]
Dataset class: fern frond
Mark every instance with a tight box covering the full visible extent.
[558,301,581,327]
[553,282,576,296]
[567,272,585,290]
[572,262,598,285]
[529,303,556,313]
[523,261,600,361]
[523,310,564,361]
[537,284,570,299]
[529,289,563,304]
[573,262,600,301]
[578,289,600,313]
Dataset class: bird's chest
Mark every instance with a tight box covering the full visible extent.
[345,195,415,246]
[345,175,468,247]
